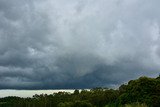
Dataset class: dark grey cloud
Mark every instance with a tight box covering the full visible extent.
[0,0,160,89]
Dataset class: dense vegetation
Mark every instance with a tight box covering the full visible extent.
[0,76,160,107]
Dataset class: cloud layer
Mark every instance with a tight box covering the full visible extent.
[0,0,160,89]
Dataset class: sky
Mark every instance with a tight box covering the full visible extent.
[0,0,160,90]
[0,89,74,98]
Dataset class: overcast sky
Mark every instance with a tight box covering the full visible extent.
[0,0,160,89]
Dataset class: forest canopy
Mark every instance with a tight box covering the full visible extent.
[0,76,160,107]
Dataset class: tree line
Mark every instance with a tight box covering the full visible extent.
[0,76,160,107]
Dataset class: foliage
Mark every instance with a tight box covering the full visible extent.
[118,76,160,107]
[124,102,148,107]
[0,76,160,107]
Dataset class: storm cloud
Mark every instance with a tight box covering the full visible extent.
[0,0,160,89]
